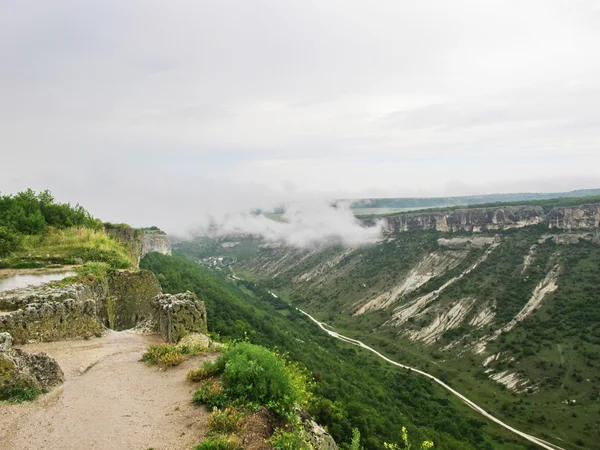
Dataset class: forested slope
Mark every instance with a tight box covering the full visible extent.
[141,252,535,450]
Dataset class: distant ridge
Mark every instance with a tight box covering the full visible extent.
[346,188,600,210]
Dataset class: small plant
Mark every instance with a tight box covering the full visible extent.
[193,435,243,450]
[193,379,227,408]
[142,344,186,368]
[349,428,362,450]
[177,333,210,356]
[269,428,312,450]
[187,361,220,382]
[383,426,434,450]
[207,407,244,434]
[1,385,42,403]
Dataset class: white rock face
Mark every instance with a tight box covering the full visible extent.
[355,251,466,315]
[140,232,172,259]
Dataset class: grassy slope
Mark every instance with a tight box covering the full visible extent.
[229,228,600,449]
[0,227,135,269]
[141,252,534,450]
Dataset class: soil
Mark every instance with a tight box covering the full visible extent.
[0,330,214,450]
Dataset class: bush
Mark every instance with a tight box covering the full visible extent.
[193,436,243,450]
[0,226,20,257]
[217,342,309,417]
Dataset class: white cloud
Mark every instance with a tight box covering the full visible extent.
[0,0,599,228]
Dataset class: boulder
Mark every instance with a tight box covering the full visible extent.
[154,292,207,343]
[0,332,63,401]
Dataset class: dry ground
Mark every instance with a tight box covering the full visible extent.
[0,330,214,450]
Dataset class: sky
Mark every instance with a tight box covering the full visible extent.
[1,0,600,234]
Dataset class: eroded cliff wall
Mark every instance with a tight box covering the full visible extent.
[104,225,172,266]
[378,203,600,233]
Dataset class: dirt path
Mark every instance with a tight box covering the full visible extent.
[0,331,213,450]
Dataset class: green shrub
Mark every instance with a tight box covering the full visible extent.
[0,226,20,257]
[191,342,310,418]
[220,342,308,417]
[193,436,243,450]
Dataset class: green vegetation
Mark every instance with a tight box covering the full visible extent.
[269,428,310,449]
[141,252,533,450]
[193,435,243,450]
[219,225,600,449]
[0,356,42,402]
[188,360,222,382]
[192,341,310,419]
[207,407,245,434]
[0,189,135,269]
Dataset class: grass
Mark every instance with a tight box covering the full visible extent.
[2,227,135,269]
[2,386,42,403]
[193,436,243,450]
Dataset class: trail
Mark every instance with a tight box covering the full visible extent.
[0,331,213,450]
[297,308,565,450]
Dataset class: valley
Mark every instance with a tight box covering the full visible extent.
[177,199,600,450]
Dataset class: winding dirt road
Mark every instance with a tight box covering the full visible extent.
[0,331,213,450]
[297,308,565,450]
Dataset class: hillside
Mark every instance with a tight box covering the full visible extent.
[179,197,600,450]
[141,252,536,450]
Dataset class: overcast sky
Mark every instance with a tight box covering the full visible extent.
[1,0,600,229]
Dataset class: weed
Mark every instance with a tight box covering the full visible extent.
[187,361,220,382]
[193,379,227,408]
[142,344,187,368]
[193,435,243,450]
[207,407,244,434]
[269,428,312,450]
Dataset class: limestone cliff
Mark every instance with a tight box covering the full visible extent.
[376,203,600,233]
[104,224,172,266]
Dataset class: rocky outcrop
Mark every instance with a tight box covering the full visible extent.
[104,224,171,266]
[103,270,162,330]
[298,410,339,450]
[546,204,600,229]
[141,231,172,259]
[0,282,104,344]
[0,270,207,345]
[0,332,64,401]
[1,270,166,343]
[154,292,208,343]
[378,203,600,233]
